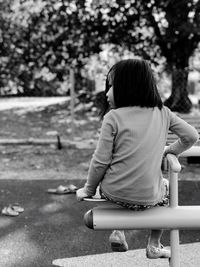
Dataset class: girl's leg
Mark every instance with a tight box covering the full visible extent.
[99,192,128,252]
[109,230,128,252]
[148,229,163,247]
[146,229,171,259]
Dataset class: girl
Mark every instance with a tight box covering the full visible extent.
[76,59,199,259]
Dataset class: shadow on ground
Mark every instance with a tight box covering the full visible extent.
[0,179,200,267]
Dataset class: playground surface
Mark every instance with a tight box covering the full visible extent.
[53,243,200,267]
[0,98,200,266]
[0,179,200,267]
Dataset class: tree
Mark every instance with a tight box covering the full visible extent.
[1,0,199,107]
[142,0,200,112]
[0,0,103,96]
[88,0,200,113]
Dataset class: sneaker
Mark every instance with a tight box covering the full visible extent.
[109,230,128,252]
[146,244,171,259]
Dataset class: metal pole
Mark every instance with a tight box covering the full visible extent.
[169,164,180,267]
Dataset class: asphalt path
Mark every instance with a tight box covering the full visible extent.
[0,179,200,267]
[0,97,69,111]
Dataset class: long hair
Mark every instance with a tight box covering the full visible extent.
[99,59,163,118]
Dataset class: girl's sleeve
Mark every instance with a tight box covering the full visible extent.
[83,112,116,196]
[166,109,199,155]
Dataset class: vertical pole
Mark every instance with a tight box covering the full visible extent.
[169,166,180,267]
[70,68,75,140]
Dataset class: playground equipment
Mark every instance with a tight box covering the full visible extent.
[84,146,200,267]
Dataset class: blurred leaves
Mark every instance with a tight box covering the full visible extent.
[0,0,199,96]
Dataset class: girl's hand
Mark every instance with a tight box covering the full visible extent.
[76,187,90,201]
[163,146,177,158]
[163,146,170,157]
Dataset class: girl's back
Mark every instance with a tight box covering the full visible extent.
[100,106,169,205]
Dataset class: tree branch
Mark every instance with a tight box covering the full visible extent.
[143,3,170,59]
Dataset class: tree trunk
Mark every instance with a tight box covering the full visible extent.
[164,68,192,113]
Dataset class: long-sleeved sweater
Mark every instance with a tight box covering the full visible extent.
[84,106,199,205]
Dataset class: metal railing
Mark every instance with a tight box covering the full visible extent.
[84,146,200,267]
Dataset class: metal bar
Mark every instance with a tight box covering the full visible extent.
[84,153,198,267]
[169,161,180,267]
[86,205,200,230]
[166,154,181,173]
[169,166,179,207]
[170,230,180,267]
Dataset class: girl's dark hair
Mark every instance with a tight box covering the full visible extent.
[100,59,163,118]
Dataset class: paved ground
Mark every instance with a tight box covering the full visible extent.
[53,243,200,267]
[0,97,69,111]
[0,179,200,267]
[0,98,200,266]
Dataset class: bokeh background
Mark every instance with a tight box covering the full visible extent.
[0,0,200,113]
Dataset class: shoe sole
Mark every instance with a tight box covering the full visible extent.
[111,242,128,252]
[146,252,171,259]
[146,255,169,259]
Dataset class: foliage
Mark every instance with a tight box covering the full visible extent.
[0,0,101,96]
[139,0,200,112]
[89,0,200,112]
[0,0,199,107]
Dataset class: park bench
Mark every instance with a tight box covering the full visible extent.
[167,113,200,164]
[0,112,199,155]
[83,146,200,267]
[167,113,200,145]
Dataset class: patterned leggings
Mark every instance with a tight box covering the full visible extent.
[100,178,169,211]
